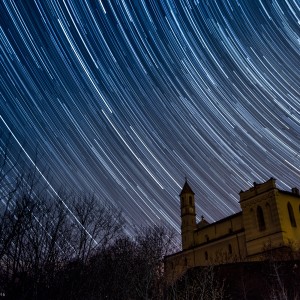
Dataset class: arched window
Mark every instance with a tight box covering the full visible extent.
[228,244,232,254]
[257,206,266,231]
[189,196,192,206]
[205,251,208,260]
[288,202,296,227]
[184,257,188,266]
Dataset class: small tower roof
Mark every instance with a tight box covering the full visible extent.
[179,180,195,196]
[197,215,209,228]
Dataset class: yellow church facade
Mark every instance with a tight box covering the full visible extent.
[165,178,300,281]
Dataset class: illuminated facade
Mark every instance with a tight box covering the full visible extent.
[165,178,300,280]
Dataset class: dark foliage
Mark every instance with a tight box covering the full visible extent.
[165,261,300,300]
[0,137,176,299]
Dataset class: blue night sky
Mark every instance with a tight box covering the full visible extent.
[0,0,299,232]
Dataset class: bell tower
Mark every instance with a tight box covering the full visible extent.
[180,179,196,250]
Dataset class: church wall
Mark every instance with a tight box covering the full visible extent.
[239,178,277,202]
[193,233,247,265]
[164,252,188,283]
[276,191,300,248]
[245,231,285,258]
[241,192,281,241]
[240,179,288,257]
[164,232,247,282]
[194,213,243,245]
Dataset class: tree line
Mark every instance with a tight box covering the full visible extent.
[0,134,177,299]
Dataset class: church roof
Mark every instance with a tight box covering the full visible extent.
[179,180,195,196]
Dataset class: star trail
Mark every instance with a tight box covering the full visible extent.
[0,0,299,232]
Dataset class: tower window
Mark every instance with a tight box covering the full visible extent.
[288,202,296,227]
[257,206,266,231]
[228,244,232,254]
[189,196,192,206]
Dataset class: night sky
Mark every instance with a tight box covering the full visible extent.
[1,1,299,232]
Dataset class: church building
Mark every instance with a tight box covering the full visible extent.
[164,178,300,280]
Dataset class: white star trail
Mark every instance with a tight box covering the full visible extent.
[0,0,299,231]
